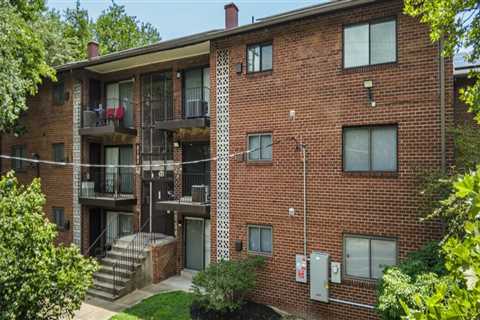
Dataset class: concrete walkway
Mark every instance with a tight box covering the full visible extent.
[74,275,193,320]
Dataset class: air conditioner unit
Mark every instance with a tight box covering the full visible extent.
[185,100,207,118]
[191,185,210,203]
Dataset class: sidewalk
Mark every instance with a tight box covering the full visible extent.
[74,275,193,320]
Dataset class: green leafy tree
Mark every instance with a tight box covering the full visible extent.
[401,170,480,319]
[0,1,55,132]
[93,1,160,54]
[0,172,98,319]
[64,0,93,60]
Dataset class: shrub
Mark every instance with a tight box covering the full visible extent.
[376,241,445,320]
[0,172,98,319]
[191,256,265,313]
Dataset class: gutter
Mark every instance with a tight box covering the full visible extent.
[55,0,378,72]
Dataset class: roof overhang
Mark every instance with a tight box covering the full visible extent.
[84,41,210,74]
[454,65,480,78]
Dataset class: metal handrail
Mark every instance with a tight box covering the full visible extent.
[85,214,119,257]
[112,219,160,295]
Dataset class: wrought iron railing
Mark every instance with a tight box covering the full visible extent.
[85,214,120,258]
[183,87,209,119]
[80,169,134,199]
[82,98,135,128]
[112,219,162,295]
[182,171,210,197]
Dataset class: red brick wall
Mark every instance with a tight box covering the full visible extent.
[210,0,454,319]
[1,75,75,245]
[151,240,177,283]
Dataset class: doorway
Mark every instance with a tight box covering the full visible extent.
[184,217,210,271]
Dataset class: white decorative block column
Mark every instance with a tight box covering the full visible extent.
[72,81,82,247]
[215,49,230,261]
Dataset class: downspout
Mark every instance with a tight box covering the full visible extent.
[439,38,446,174]
[302,142,307,257]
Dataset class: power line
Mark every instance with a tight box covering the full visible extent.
[0,138,287,169]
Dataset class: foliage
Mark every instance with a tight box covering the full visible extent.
[110,291,194,320]
[192,256,266,313]
[0,1,55,132]
[404,0,480,122]
[376,242,445,320]
[419,125,480,229]
[401,169,480,319]
[93,1,160,55]
[0,172,98,320]
[63,0,93,61]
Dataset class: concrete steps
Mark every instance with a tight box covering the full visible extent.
[87,239,148,301]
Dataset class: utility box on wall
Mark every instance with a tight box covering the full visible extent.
[310,252,329,302]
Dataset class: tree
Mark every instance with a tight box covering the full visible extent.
[34,9,80,66]
[393,2,480,318]
[0,172,97,319]
[93,1,160,54]
[0,1,55,132]
[64,0,93,60]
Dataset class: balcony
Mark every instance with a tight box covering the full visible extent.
[155,87,210,131]
[79,169,136,208]
[79,98,137,137]
[156,172,210,217]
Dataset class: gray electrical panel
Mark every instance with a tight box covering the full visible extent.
[310,252,329,302]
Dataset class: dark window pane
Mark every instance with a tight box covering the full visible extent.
[260,134,272,160]
[53,81,65,105]
[371,127,397,171]
[261,45,272,70]
[248,135,261,160]
[260,228,272,253]
[249,227,260,251]
[52,143,65,162]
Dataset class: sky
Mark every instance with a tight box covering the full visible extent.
[47,0,324,40]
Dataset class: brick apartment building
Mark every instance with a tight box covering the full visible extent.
[1,0,474,318]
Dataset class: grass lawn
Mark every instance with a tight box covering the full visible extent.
[110,291,194,320]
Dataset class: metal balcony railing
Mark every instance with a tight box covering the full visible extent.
[82,98,135,129]
[183,87,210,119]
[80,169,135,199]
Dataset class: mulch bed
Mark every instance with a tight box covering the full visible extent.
[190,301,282,320]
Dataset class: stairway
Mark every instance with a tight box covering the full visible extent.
[87,238,148,301]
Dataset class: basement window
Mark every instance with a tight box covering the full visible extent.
[343,19,396,68]
[344,235,397,279]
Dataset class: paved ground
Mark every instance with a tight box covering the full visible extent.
[74,275,193,320]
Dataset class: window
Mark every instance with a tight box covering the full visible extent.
[343,125,397,172]
[183,67,210,118]
[11,145,26,171]
[247,133,272,161]
[52,143,65,162]
[344,235,397,279]
[53,207,66,230]
[53,80,65,105]
[344,19,396,68]
[247,43,273,73]
[248,226,272,254]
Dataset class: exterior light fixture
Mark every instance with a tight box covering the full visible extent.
[363,80,376,107]
[173,141,180,148]
[176,72,182,79]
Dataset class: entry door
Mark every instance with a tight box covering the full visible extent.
[185,218,205,271]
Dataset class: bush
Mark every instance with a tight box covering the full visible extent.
[191,256,265,313]
[376,241,445,320]
[0,172,98,319]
